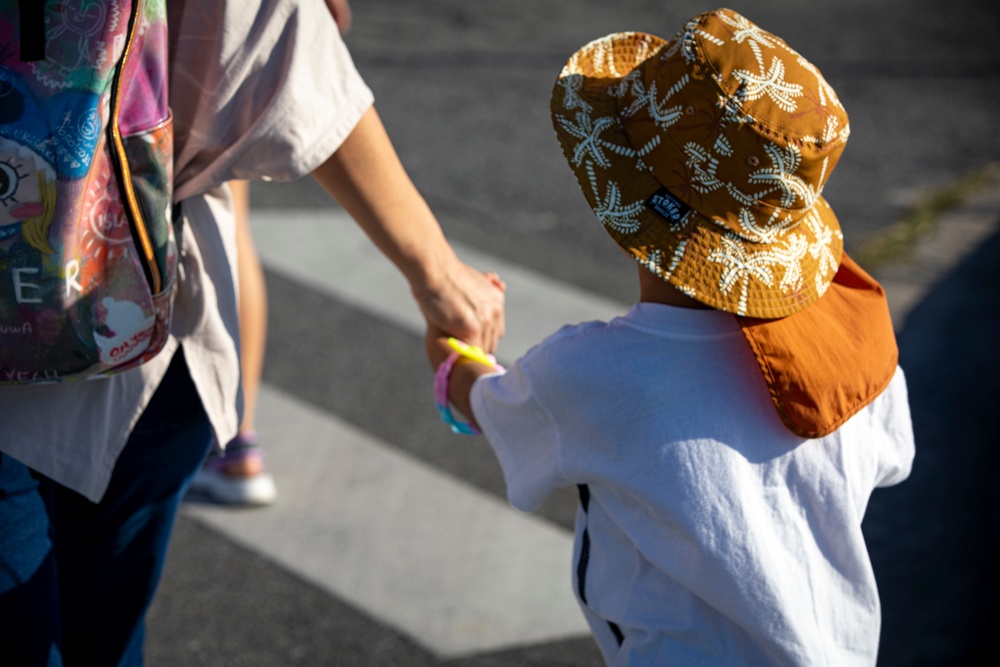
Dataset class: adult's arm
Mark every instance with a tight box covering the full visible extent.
[312,107,505,352]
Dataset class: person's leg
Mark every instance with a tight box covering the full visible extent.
[47,347,212,666]
[232,179,268,440]
[188,180,277,505]
[0,454,62,667]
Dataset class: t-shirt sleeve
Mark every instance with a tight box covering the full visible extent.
[873,366,916,488]
[168,0,374,201]
[470,362,567,512]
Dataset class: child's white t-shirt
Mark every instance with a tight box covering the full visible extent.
[470,302,914,666]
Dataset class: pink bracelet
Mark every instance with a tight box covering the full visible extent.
[434,351,479,435]
[433,340,503,435]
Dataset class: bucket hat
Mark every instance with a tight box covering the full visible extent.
[551,8,850,318]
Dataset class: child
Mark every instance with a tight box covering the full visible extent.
[426,9,914,666]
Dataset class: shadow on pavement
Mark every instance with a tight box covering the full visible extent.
[864,225,1000,665]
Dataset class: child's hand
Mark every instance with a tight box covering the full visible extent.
[425,324,453,370]
[426,326,503,434]
[484,271,506,292]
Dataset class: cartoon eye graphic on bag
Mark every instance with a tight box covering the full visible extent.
[0,159,48,226]
[0,138,57,252]
[0,138,51,220]
[0,158,24,208]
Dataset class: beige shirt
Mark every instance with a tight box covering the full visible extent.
[0,0,373,501]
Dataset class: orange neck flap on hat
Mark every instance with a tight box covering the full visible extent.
[736,253,898,439]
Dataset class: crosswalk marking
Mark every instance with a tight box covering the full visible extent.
[184,384,588,658]
[247,209,630,362]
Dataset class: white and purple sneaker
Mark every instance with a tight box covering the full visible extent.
[189,431,278,506]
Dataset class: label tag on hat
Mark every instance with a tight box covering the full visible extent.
[646,188,692,226]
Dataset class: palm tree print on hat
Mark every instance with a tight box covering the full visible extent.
[730,208,798,244]
[618,74,691,130]
[732,56,804,113]
[585,162,645,234]
[708,234,785,316]
[748,144,822,209]
[556,74,592,114]
[717,11,778,50]
[556,112,639,169]
[804,208,842,296]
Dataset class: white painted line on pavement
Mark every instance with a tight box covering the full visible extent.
[248,209,630,362]
[183,384,589,658]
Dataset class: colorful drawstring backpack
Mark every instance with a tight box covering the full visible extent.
[0,0,175,383]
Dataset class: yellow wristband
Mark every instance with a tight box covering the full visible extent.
[446,337,497,368]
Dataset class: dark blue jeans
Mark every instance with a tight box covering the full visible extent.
[0,348,212,667]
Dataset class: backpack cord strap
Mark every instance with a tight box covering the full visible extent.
[17,0,45,62]
[576,484,626,647]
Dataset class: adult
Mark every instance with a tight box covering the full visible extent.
[0,0,504,664]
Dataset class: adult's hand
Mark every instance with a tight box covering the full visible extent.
[414,263,505,354]
[311,107,507,353]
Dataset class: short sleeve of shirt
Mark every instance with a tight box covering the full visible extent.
[873,366,916,488]
[168,0,375,200]
[470,362,566,512]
